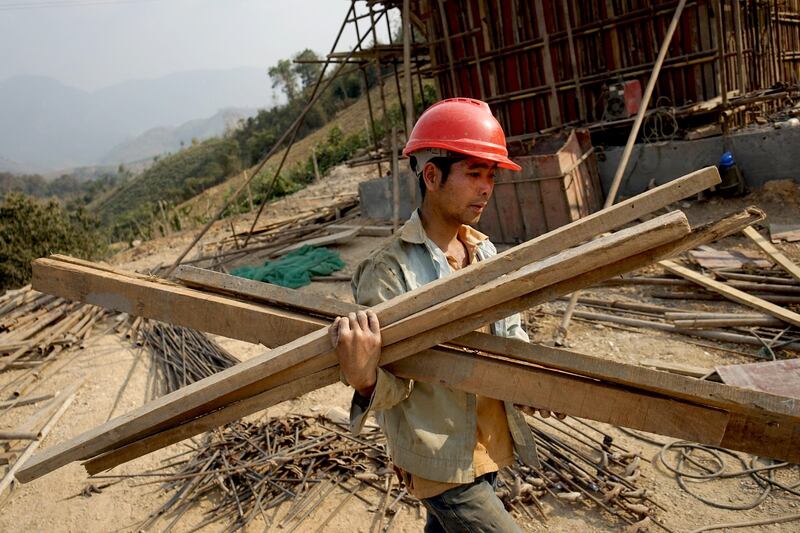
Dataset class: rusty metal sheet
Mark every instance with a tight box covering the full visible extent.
[716,359,800,400]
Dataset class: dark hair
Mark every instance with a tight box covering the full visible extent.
[416,156,460,199]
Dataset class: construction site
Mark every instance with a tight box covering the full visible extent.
[2,0,800,531]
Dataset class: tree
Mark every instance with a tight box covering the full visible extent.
[293,49,322,90]
[268,58,299,102]
[0,193,106,290]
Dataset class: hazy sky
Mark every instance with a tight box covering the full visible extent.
[0,0,394,91]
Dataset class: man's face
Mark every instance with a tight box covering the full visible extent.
[425,157,497,225]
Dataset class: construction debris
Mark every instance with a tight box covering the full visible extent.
[175,195,363,273]
[138,321,240,398]
[135,414,411,533]
[0,285,118,506]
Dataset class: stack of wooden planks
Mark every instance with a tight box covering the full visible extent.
[0,287,113,502]
[14,167,800,483]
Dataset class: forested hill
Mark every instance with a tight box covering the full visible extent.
[90,47,432,242]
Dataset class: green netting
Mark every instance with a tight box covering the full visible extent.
[231,245,346,289]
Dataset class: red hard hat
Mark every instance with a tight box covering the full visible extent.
[403,97,521,171]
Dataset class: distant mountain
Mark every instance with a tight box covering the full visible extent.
[101,108,257,166]
[0,155,41,174]
[0,68,274,172]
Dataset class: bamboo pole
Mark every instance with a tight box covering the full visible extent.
[0,383,81,501]
[391,127,400,231]
[402,0,415,136]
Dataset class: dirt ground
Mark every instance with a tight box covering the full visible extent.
[2,171,799,532]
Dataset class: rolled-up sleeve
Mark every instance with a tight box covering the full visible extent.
[348,255,414,434]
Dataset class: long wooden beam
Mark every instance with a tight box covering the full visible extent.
[175,260,799,420]
[389,349,799,463]
[377,210,765,365]
[175,265,356,318]
[20,212,691,482]
[39,256,324,348]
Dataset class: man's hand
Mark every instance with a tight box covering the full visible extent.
[329,310,381,398]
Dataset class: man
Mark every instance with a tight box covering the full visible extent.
[329,98,539,532]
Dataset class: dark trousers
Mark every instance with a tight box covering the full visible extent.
[422,473,524,533]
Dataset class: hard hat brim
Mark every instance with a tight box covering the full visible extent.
[404,141,522,172]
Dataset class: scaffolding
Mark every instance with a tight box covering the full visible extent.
[407,0,800,140]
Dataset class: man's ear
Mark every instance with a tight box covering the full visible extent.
[422,162,439,193]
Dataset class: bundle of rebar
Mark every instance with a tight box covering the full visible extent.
[136,320,240,397]
[136,414,412,533]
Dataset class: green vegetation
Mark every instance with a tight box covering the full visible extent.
[0,171,125,210]
[93,137,240,242]
[0,193,107,290]
[226,83,437,217]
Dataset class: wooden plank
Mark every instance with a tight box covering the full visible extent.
[32,261,324,348]
[717,359,800,400]
[274,227,360,256]
[174,266,355,318]
[83,367,339,475]
[378,212,690,348]
[387,349,731,446]
[390,351,800,462]
[660,259,800,328]
[326,224,393,237]
[72,208,773,473]
[457,332,799,421]
[640,359,713,379]
[688,249,772,269]
[176,267,795,419]
[383,209,766,365]
[743,225,800,283]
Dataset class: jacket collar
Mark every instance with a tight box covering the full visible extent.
[398,209,489,246]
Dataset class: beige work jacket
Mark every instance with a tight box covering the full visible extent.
[348,210,540,484]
